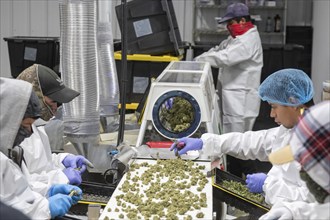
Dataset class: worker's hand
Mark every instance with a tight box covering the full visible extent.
[164,98,174,110]
[48,184,82,204]
[48,194,73,219]
[246,173,267,193]
[170,137,203,155]
[259,206,293,220]
[63,168,82,186]
[62,155,94,173]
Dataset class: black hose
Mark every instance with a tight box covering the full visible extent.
[117,0,128,146]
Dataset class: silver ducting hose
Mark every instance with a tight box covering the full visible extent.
[97,0,119,117]
[59,0,100,149]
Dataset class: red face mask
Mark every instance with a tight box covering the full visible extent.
[227,21,254,38]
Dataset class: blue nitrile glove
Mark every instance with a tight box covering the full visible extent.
[165,98,174,109]
[48,184,82,204]
[170,137,203,155]
[246,173,267,193]
[63,168,82,185]
[62,155,94,173]
[48,194,73,219]
[259,206,293,220]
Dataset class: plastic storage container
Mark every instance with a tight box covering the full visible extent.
[114,52,182,106]
[213,168,270,218]
[3,36,60,78]
[115,0,183,56]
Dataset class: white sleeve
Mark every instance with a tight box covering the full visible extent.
[201,127,278,161]
[264,162,313,205]
[274,201,330,220]
[27,170,69,196]
[0,153,51,219]
[195,38,254,68]
[52,152,70,169]
[287,201,330,220]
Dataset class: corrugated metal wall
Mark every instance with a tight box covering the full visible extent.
[0,0,194,78]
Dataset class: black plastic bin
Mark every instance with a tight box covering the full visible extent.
[213,168,270,218]
[3,36,60,78]
[115,0,183,56]
[114,52,182,105]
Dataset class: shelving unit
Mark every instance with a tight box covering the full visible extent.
[194,0,287,44]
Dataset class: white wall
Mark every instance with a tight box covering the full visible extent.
[286,0,312,26]
[1,0,61,78]
[0,0,193,78]
[311,0,330,103]
[1,0,328,102]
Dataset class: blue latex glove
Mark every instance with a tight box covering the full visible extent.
[63,168,82,185]
[48,184,82,204]
[48,194,73,219]
[62,155,93,173]
[170,137,203,155]
[259,206,293,220]
[246,173,267,193]
[164,98,174,109]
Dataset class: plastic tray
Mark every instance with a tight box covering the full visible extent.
[69,181,116,216]
[212,169,270,218]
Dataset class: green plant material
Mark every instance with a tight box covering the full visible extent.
[196,212,204,218]
[69,190,79,197]
[159,97,194,132]
[113,159,210,219]
[184,215,193,220]
[221,180,265,204]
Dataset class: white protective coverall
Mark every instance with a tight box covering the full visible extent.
[16,65,77,192]
[195,26,263,133]
[0,77,51,219]
[20,123,69,195]
[264,199,330,220]
[201,125,315,205]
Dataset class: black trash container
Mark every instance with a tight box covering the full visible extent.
[3,36,60,78]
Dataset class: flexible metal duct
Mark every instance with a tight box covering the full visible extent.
[59,0,100,152]
[97,0,119,118]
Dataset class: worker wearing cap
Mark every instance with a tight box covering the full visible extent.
[260,101,330,220]
[16,64,92,191]
[195,2,262,134]
[0,77,82,219]
[172,69,316,205]
[194,2,263,177]
[18,64,80,121]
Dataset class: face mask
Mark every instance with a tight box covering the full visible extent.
[227,21,254,38]
[13,126,33,147]
[41,98,55,121]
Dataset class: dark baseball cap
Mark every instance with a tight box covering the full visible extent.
[37,65,80,103]
[218,3,250,23]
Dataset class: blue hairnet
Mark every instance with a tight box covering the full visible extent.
[259,69,314,106]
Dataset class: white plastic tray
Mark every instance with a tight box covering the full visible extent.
[99,159,213,220]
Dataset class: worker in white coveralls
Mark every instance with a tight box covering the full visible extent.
[172,69,316,205]
[260,101,330,220]
[0,77,82,219]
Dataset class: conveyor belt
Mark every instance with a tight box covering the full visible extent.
[69,181,115,216]
[99,158,213,219]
